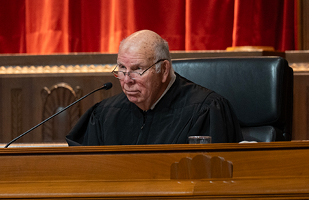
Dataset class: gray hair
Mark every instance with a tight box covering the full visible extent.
[153,38,172,73]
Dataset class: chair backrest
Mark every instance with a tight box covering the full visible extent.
[172,57,293,142]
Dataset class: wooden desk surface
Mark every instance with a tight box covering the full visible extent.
[1,141,309,199]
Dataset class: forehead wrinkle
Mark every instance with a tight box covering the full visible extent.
[119,42,153,60]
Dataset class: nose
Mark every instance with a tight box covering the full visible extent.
[122,72,134,83]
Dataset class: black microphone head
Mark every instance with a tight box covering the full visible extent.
[103,82,113,90]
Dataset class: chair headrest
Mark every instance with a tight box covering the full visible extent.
[172,57,293,127]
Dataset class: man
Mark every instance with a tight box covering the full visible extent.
[66,30,243,146]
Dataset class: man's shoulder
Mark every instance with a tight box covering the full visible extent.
[177,75,220,96]
[173,74,229,106]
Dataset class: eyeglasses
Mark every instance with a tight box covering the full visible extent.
[112,59,167,80]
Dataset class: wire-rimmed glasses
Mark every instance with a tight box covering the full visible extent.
[112,59,167,80]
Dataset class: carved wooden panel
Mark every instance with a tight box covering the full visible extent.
[41,83,82,142]
[306,86,309,139]
[298,0,309,49]
[293,73,309,140]
[170,154,233,179]
[11,88,23,139]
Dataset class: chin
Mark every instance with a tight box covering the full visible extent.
[126,95,140,104]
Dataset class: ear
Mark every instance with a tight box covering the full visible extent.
[161,60,171,83]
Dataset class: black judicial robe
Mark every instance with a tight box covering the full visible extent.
[66,74,243,146]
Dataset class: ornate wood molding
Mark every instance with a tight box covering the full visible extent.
[1,63,309,73]
[290,63,309,72]
[0,64,115,74]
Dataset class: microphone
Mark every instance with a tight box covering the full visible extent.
[4,82,113,148]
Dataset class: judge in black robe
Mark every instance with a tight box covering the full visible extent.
[66,73,243,145]
[66,30,243,146]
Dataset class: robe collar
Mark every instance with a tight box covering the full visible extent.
[150,72,176,110]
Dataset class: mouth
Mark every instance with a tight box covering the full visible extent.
[125,90,139,95]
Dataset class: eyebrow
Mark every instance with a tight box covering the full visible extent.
[117,62,145,70]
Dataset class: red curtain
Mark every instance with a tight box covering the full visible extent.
[232,0,296,50]
[0,0,297,54]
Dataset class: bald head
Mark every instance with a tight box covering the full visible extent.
[119,30,171,63]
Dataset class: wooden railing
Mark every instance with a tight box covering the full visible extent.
[1,141,309,199]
